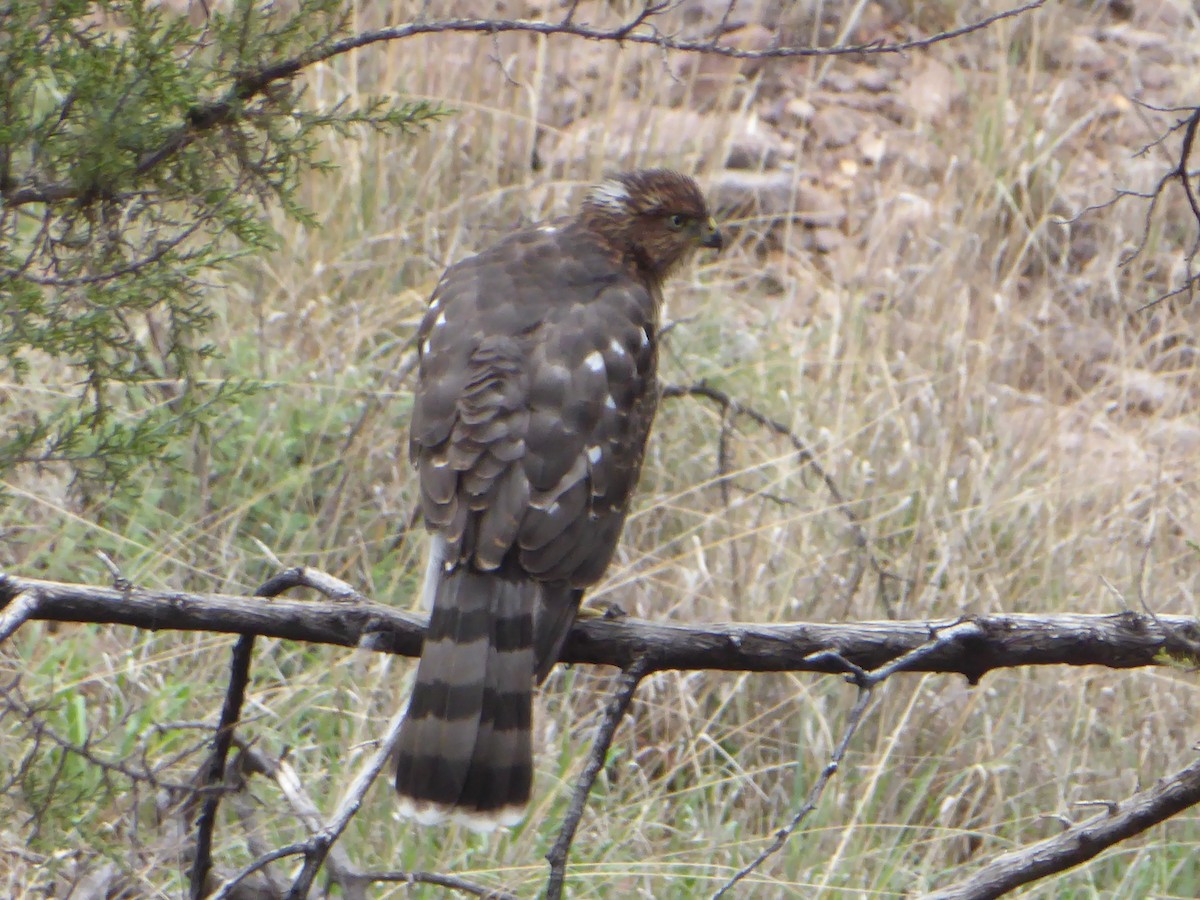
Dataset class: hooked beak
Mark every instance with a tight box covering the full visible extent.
[700,216,724,251]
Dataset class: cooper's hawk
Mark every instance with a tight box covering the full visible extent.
[395,169,722,829]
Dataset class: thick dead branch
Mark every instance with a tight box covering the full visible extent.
[924,752,1200,899]
[0,589,40,643]
[2,570,1195,679]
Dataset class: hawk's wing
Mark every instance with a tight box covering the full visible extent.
[410,222,658,614]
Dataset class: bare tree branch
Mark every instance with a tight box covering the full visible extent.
[0,588,40,643]
[216,738,519,900]
[358,870,519,899]
[237,745,365,900]
[1166,106,1200,228]
[190,568,348,898]
[1069,103,1200,310]
[188,633,255,900]
[715,622,985,896]
[1,2,1046,209]
[924,753,1200,899]
[3,570,1195,680]
[546,657,651,900]
[222,696,507,899]
[211,843,309,900]
[280,704,409,899]
[715,674,872,898]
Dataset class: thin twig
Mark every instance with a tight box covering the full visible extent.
[238,744,366,900]
[713,622,985,896]
[363,870,520,899]
[662,381,900,612]
[210,843,310,899]
[1173,108,1200,227]
[1074,104,1200,311]
[94,551,132,591]
[2,3,1046,209]
[925,753,1200,900]
[545,657,652,900]
[282,705,410,899]
[189,567,357,897]
[714,402,741,589]
[0,683,197,790]
[713,676,873,898]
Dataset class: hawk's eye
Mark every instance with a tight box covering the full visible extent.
[668,213,689,230]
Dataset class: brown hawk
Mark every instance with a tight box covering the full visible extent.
[395,169,722,828]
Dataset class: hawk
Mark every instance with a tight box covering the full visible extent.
[395,169,723,828]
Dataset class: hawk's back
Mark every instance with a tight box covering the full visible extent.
[396,169,720,829]
[410,218,661,591]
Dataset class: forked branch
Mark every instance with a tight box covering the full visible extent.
[715,622,985,896]
[926,752,1200,899]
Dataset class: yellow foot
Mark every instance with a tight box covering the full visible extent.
[577,600,627,620]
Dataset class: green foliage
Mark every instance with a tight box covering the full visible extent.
[0,0,443,492]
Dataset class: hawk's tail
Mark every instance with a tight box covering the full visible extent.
[394,567,537,830]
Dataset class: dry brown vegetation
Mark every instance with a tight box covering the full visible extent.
[3,0,1200,896]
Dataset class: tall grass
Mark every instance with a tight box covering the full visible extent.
[2,0,1199,896]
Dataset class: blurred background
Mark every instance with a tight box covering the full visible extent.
[2,1,1199,896]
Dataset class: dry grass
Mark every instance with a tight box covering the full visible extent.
[3,0,1200,896]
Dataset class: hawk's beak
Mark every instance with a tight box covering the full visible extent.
[700,217,724,251]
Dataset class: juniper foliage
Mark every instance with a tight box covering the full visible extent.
[0,0,442,494]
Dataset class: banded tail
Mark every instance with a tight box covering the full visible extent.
[394,566,535,829]
[394,543,579,830]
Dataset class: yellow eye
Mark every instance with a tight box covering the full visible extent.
[668,213,689,230]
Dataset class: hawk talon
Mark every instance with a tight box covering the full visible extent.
[577,600,627,621]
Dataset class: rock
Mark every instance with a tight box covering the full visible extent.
[1148,420,1200,457]
[725,117,792,169]
[1139,63,1171,90]
[728,23,777,77]
[823,71,857,93]
[858,130,886,166]
[1099,366,1180,415]
[881,130,950,179]
[1097,24,1169,51]
[809,106,859,148]
[680,0,753,29]
[710,170,846,229]
[547,106,710,171]
[810,227,845,253]
[857,67,890,93]
[1066,33,1110,71]
[782,97,816,126]
[672,23,777,109]
[903,58,960,123]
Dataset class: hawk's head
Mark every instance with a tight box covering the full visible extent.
[581,169,723,280]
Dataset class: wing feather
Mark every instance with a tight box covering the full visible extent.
[411,222,660,590]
